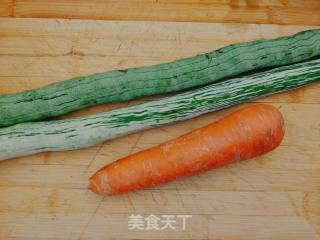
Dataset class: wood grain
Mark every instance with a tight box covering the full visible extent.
[0,17,319,240]
[0,0,320,25]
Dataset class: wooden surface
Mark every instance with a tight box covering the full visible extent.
[0,0,320,25]
[0,1,320,239]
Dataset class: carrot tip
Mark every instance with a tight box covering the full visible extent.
[89,172,111,196]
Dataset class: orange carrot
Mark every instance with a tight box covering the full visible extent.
[90,104,285,196]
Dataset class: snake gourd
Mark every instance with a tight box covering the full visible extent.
[0,59,319,161]
[0,29,320,127]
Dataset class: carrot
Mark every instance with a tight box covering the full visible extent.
[90,104,285,196]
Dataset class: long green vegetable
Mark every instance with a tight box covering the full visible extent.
[0,59,319,161]
[1,29,320,127]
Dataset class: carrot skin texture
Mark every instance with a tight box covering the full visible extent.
[90,104,285,196]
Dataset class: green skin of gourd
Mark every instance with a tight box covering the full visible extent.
[0,59,319,161]
[0,29,320,127]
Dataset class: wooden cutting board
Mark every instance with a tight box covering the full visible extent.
[0,12,319,240]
